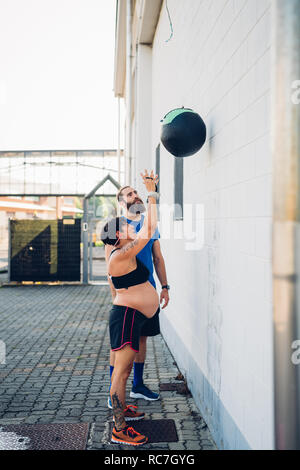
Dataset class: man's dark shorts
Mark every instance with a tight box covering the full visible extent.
[109,305,147,352]
[140,307,160,337]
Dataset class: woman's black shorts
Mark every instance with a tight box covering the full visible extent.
[109,305,148,352]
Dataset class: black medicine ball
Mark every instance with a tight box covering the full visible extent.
[160,107,206,158]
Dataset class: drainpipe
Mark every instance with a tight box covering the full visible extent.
[272,0,300,450]
[126,0,132,185]
[82,197,89,285]
[133,42,138,189]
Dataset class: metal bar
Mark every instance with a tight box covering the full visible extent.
[0,193,119,197]
[88,220,93,281]
[8,218,11,283]
[174,156,183,221]
[82,198,89,284]
[84,174,121,200]
[89,276,108,281]
[0,149,118,156]
[272,0,300,450]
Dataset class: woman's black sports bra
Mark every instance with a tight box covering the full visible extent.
[108,248,150,290]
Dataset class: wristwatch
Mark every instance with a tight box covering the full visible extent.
[161,284,170,290]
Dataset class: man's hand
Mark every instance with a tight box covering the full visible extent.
[160,289,170,309]
[152,240,169,309]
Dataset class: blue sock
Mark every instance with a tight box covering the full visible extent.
[109,365,114,391]
[133,362,144,388]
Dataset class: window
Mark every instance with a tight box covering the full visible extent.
[174,157,183,220]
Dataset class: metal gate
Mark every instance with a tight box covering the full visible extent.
[88,218,107,281]
[10,219,81,282]
[82,174,121,284]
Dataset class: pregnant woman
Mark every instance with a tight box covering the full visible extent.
[101,170,159,446]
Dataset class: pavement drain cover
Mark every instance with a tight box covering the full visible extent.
[109,419,178,444]
[0,423,90,450]
[159,382,191,396]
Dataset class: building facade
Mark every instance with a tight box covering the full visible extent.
[115,0,274,449]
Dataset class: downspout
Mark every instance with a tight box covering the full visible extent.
[133,42,138,189]
[272,0,300,449]
[82,197,89,285]
[126,0,133,185]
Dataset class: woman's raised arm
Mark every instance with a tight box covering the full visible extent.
[115,170,159,259]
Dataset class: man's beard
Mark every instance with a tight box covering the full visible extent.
[127,199,146,215]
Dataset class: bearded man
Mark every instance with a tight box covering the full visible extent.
[105,183,170,407]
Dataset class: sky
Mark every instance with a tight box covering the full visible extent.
[0,0,123,151]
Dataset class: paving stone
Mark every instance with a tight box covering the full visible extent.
[168,442,186,451]
[0,285,216,450]
[185,441,202,450]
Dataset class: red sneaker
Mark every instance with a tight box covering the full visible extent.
[124,405,145,421]
[111,425,148,446]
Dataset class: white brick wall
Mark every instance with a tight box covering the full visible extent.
[135,0,273,449]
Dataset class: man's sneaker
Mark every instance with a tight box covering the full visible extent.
[130,383,160,401]
[111,425,148,446]
[107,395,112,409]
[124,405,145,421]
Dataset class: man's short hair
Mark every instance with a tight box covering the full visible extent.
[116,185,131,202]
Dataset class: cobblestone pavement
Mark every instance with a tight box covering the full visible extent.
[0,285,216,450]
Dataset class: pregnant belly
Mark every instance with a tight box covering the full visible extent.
[113,281,159,318]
